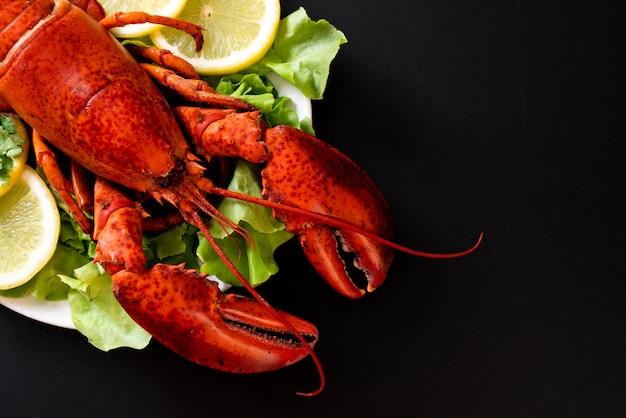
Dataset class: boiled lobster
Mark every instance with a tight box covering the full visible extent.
[0,0,482,395]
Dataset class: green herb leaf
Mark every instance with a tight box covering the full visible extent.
[0,115,25,186]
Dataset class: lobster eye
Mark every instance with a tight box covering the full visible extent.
[157,176,172,188]
[157,160,185,188]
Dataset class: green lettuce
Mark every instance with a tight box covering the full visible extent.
[142,223,201,270]
[208,72,314,134]
[247,7,347,100]
[60,263,151,351]
[0,114,25,186]
[197,160,293,286]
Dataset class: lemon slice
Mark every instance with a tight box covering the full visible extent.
[99,0,188,38]
[0,165,61,290]
[150,0,280,75]
[0,114,29,198]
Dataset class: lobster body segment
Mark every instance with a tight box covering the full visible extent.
[1,0,182,194]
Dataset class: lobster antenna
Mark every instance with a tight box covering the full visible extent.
[209,185,484,258]
[183,181,255,247]
[191,210,326,397]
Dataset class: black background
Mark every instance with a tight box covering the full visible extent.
[1,1,624,416]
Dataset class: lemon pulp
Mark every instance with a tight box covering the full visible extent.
[0,166,61,290]
[150,0,280,75]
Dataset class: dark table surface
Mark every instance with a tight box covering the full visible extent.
[1,1,623,417]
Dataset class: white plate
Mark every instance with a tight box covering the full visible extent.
[267,72,312,120]
[0,74,311,329]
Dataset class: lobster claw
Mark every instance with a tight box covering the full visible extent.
[174,106,269,163]
[93,177,146,274]
[112,263,319,373]
[262,126,395,299]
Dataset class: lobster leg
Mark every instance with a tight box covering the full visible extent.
[140,64,255,111]
[174,107,269,163]
[98,12,203,51]
[32,131,93,234]
[69,0,105,20]
[0,95,10,112]
[126,45,198,79]
[70,160,94,214]
[71,3,201,80]
[92,177,146,274]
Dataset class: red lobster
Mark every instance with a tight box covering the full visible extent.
[0,0,482,395]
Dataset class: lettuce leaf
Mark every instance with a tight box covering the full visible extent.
[142,223,201,270]
[247,7,347,100]
[60,263,151,351]
[196,160,293,286]
[209,72,314,134]
[197,221,292,287]
[29,244,89,301]
[208,160,285,237]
